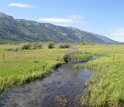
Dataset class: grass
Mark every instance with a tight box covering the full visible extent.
[0,45,66,93]
[1,44,124,106]
[73,64,86,69]
[0,45,93,94]
[70,53,92,61]
[76,45,124,107]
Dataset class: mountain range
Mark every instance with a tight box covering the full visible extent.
[0,12,120,44]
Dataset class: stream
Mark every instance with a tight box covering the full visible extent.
[0,56,98,107]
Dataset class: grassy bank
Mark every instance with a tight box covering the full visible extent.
[70,53,92,61]
[0,45,66,93]
[77,45,124,107]
[1,44,124,106]
[0,45,93,94]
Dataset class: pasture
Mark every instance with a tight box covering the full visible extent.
[0,44,124,106]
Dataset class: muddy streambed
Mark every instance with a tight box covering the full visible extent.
[0,56,98,107]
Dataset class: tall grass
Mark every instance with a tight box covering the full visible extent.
[0,45,66,93]
[77,45,124,106]
[70,53,92,61]
[1,45,124,106]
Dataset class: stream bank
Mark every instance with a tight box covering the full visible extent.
[0,56,98,107]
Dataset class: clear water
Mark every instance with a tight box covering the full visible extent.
[0,56,99,107]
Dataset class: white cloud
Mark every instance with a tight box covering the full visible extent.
[39,18,74,23]
[8,3,34,8]
[69,15,83,19]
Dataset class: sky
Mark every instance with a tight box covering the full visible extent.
[0,0,124,42]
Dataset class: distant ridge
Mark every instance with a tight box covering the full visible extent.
[0,12,120,44]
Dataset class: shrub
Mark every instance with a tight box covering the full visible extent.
[59,43,70,48]
[37,44,43,49]
[48,42,54,49]
[62,48,82,62]
[33,44,43,49]
[33,44,37,49]
[22,43,31,50]
[81,41,90,45]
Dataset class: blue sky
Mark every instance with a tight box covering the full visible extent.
[1,0,124,42]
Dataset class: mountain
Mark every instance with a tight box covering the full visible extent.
[90,33,120,44]
[0,12,120,44]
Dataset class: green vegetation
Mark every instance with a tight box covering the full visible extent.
[81,40,90,45]
[58,43,70,48]
[73,64,86,69]
[62,48,92,62]
[0,12,119,44]
[0,45,93,94]
[22,43,31,50]
[33,44,43,49]
[47,41,54,49]
[77,45,124,107]
[1,44,124,107]
[22,43,43,50]
[0,45,66,93]
[70,53,92,61]
[62,48,82,62]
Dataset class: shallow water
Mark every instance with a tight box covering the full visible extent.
[0,57,98,107]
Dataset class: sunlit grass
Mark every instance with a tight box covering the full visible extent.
[0,45,66,92]
[1,44,124,106]
[70,53,92,61]
[78,45,124,106]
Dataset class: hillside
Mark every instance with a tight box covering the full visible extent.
[0,12,119,44]
[90,33,119,44]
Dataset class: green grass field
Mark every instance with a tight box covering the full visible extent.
[77,45,124,107]
[0,45,66,92]
[1,45,124,106]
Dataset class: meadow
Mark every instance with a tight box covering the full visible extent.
[0,44,124,107]
[0,45,66,93]
[77,45,124,107]
[0,44,92,94]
